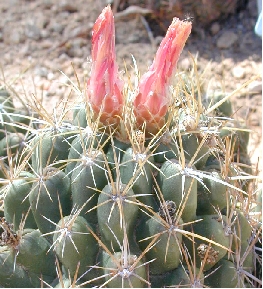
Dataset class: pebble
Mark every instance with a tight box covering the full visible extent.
[41,39,53,48]
[3,27,25,44]
[34,66,49,78]
[42,0,53,9]
[247,81,262,94]
[20,44,31,56]
[58,0,78,13]
[210,22,220,35]
[216,31,238,49]
[41,30,50,39]
[49,21,65,34]
[47,72,55,81]
[232,66,246,79]
[25,24,41,40]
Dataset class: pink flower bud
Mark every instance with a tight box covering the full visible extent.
[134,18,192,135]
[87,6,124,126]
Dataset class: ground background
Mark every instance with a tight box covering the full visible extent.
[0,0,262,175]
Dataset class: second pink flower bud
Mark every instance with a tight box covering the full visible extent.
[134,17,192,135]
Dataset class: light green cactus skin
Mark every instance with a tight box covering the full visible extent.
[53,215,98,282]
[30,124,75,171]
[120,147,157,211]
[197,168,228,215]
[15,229,56,277]
[137,215,184,274]
[204,259,238,288]
[70,149,108,225]
[4,171,37,230]
[29,167,72,235]
[0,248,35,288]
[0,132,26,157]
[156,159,197,222]
[102,251,148,288]
[183,214,230,271]
[164,264,204,287]
[97,183,139,252]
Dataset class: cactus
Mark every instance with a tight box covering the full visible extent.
[0,5,261,288]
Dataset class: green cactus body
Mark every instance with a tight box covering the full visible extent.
[106,138,131,178]
[156,159,197,222]
[184,214,230,271]
[181,133,210,169]
[204,259,238,288]
[0,132,25,158]
[204,92,233,117]
[50,276,82,288]
[120,147,157,212]
[97,182,139,252]
[1,110,34,135]
[152,130,179,163]
[29,168,72,234]
[233,210,252,246]
[102,251,148,288]
[72,103,88,128]
[164,264,204,287]
[0,248,36,288]
[31,124,75,171]
[0,90,15,140]
[197,169,228,215]
[53,215,98,281]
[71,149,108,225]
[14,229,56,277]
[220,121,249,154]
[4,171,37,230]
[137,215,183,274]
[66,128,107,177]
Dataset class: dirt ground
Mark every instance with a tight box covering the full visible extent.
[0,0,262,175]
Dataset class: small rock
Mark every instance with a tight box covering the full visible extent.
[49,21,65,34]
[210,22,220,35]
[216,31,238,49]
[67,47,83,58]
[247,81,262,94]
[20,44,31,56]
[46,82,59,96]
[47,72,55,81]
[35,15,49,30]
[41,30,50,39]
[232,66,245,79]
[3,27,25,44]
[42,0,53,9]
[58,53,70,62]
[25,24,41,40]
[41,39,53,49]
[58,0,78,13]
[34,66,49,78]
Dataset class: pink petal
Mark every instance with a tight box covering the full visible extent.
[87,6,124,125]
[134,18,192,134]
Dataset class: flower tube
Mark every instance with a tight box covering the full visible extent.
[134,18,192,135]
[87,6,124,126]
